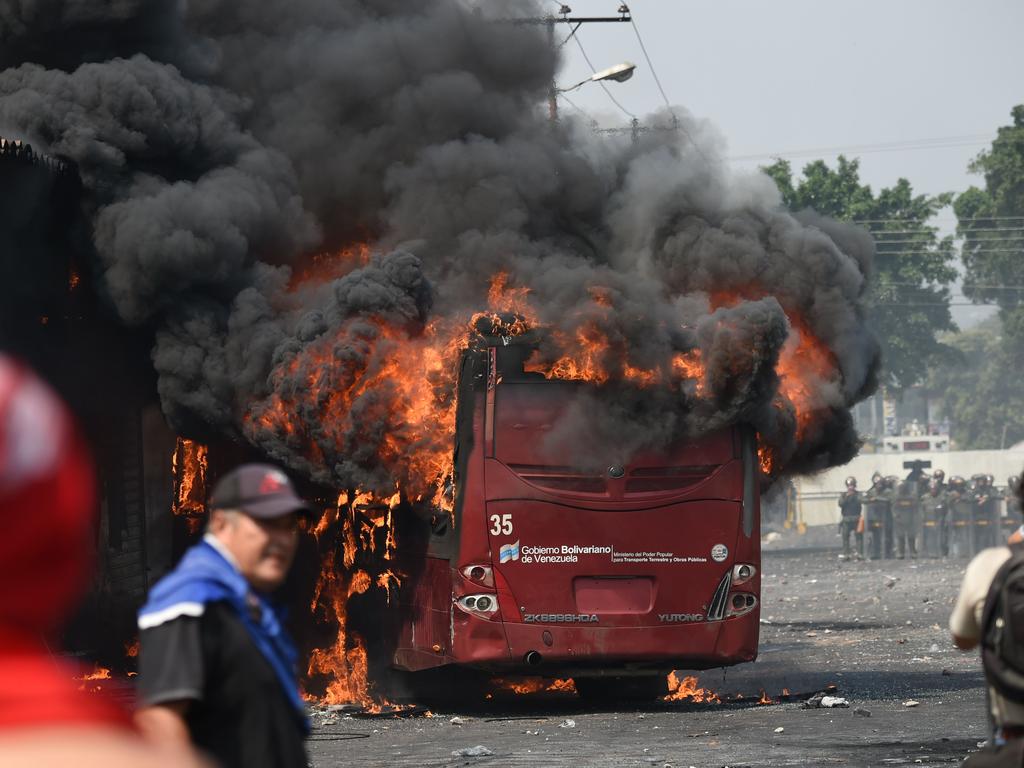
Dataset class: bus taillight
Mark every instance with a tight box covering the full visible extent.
[461,564,495,588]
[727,593,757,617]
[455,594,500,618]
[732,564,757,586]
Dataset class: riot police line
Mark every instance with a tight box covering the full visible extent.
[837,461,1023,560]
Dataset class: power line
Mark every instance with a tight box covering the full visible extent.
[883,282,1024,290]
[875,236,1024,246]
[872,251,1021,258]
[624,7,710,163]
[628,14,671,111]
[556,91,599,128]
[732,133,993,162]
[868,227,1024,236]
[873,302,1000,307]
[876,248,1024,255]
[854,216,1024,224]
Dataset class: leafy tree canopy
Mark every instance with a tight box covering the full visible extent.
[928,317,1024,450]
[954,104,1024,344]
[763,156,957,390]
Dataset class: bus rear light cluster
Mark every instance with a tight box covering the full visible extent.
[455,594,500,618]
[707,571,733,621]
[460,564,495,588]
[731,563,757,586]
[727,592,757,617]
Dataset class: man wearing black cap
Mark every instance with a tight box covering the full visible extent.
[134,464,312,768]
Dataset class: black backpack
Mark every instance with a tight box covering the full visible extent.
[981,542,1024,703]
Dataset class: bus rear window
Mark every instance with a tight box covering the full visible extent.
[492,382,734,470]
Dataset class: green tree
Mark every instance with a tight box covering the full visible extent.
[928,318,1024,449]
[763,156,957,389]
[954,104,1024,344]
[937,104,1024,449]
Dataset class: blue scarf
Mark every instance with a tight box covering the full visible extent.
[138,538,310,732]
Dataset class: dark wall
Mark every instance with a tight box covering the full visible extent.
[0,142,180,662]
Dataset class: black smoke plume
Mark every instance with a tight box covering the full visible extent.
[0,0,880,491]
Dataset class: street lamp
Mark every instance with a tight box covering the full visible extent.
[559,61,636,93]
[549,61,636,121]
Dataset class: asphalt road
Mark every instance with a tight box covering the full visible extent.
[307,526,991,767]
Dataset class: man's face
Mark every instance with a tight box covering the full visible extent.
[210,509,299,592]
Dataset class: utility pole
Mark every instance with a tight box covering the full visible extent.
[595,114,680,146]
[515,4,633,123]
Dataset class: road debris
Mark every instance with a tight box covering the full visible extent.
[854,707,872,717]
[450,716,467,726]
[774,727,785,734]
[559,719,577,729]
[820,696,849,708]
[451,745,494,757]
[902,700,920,708]
[799,686,847,709]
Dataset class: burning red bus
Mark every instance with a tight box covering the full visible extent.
[392,339,761,699]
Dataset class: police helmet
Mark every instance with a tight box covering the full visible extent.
[950,475,966,488]
[933,469,945,482]
[871,471,883,484]
[845,476,857,488]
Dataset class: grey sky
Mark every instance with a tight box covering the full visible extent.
[552,0,1023,327]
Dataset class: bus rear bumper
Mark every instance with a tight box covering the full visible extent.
[456,615,759,673]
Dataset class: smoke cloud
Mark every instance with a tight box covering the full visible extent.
[0,0,880,491]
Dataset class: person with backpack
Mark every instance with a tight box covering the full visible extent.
[950,475,1024,764]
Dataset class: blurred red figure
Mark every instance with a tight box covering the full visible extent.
[0,355,204,768]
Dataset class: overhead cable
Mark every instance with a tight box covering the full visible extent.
[732,133,993,162]
[853,216,1024,224]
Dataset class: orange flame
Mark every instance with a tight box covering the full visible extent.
[77,665,112,682]
[172,438,208,522]
[291,243,372,288]
[125,639,140,659]
[776,317,836,442]
[76,664,112,692]
[664,672,721,703]
[305,493,404,710]
[492,677,577,695]
[246,318,463,512]
[707,289,837,476]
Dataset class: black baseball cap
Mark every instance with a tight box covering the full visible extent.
[209,463,312,519]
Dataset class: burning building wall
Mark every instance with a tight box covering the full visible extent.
[0,136,185,660]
